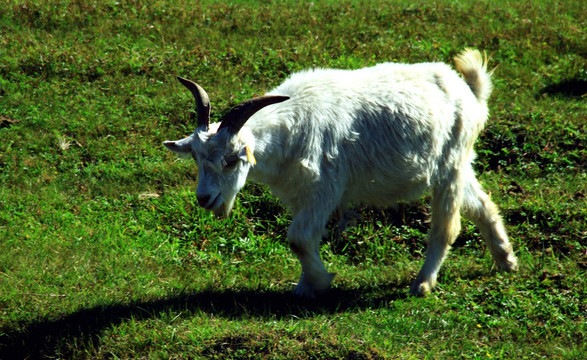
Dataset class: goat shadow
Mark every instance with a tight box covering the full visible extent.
[0,283,412,359]
[1,199,495,359]
[538,78,586,98]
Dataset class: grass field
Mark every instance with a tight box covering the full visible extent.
[0,0,585,358]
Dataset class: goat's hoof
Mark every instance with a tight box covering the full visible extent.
[293,273,335,299]
[409,280,431,297]
[293,284,318,299]
[496,254,519,272]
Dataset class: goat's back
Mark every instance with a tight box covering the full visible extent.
[260,60,489,206]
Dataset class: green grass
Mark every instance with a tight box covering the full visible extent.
[0,0,585,358]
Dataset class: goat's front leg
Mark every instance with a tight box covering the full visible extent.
[288,211,335,298]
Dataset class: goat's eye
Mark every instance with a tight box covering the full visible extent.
[222,153,239,169]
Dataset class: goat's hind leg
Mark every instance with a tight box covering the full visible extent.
[462,174,518,271]
[410,181,463,296]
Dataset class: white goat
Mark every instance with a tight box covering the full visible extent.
[164,49,518,298]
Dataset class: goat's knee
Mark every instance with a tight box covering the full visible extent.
[287,221,320,256]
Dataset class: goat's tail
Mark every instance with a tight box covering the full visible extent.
[454,48,493,103]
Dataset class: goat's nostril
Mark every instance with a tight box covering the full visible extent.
[197,194,211,207]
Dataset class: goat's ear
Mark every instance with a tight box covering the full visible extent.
[163,135,194,154]
[238,145,256,166]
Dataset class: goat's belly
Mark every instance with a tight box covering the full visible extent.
[346,179,429,207]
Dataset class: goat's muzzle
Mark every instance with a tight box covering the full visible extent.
[196,194,229,217]
[196,194,211,208]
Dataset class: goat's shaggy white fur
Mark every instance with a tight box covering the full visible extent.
[165,49,518,298]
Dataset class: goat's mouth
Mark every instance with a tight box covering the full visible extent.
[201,193,222,211]
[198,193,235,218]
[213,207,229,218]
[203,194,231,218]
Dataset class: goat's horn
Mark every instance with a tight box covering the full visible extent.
[177,77,210,130]
[218,95,290,134]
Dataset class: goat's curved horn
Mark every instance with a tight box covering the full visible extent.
[177,77,210,130]
[218,95,290,134]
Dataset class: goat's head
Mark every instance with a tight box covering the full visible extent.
[164,77,289,217]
